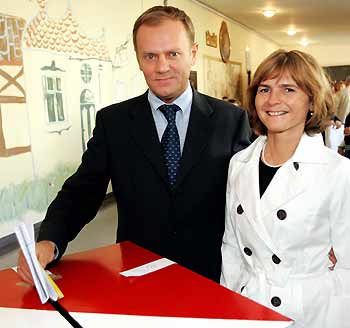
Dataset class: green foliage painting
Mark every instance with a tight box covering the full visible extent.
[0,163,76,222]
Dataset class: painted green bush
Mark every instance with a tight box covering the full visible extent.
[0,163,76,223]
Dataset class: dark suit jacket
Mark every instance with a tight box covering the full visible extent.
[345,112,350,145]
[38,90,251,282]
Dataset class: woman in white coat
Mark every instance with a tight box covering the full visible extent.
[221,49,350,328]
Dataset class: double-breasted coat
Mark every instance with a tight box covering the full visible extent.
[221,133,350,327]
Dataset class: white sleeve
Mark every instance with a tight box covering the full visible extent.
[330,158,350,295]
[220,159,244,291]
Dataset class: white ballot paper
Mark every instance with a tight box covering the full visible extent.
[120,258,175,277]
[15,222,60,304]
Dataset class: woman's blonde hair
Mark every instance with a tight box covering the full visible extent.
[247,49,334,136]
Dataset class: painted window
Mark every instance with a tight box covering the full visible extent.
[41,61,70,133]
[43,76,65,123]
[80,63,92,83]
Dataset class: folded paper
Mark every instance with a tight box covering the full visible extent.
[15,222,63,303]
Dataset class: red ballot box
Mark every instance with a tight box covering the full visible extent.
[0,242,293,327]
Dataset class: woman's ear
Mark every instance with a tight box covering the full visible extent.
[306,103,314,121]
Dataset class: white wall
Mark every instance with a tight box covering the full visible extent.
[286,44,350,67]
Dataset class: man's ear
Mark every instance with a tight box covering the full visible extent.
[191,42,199,66]
[135,51,142,71]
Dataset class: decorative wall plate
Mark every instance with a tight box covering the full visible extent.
[219,21,230,63]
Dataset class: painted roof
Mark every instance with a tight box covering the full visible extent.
[24,0,110,61]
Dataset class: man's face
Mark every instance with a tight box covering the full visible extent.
[135,19,198,103]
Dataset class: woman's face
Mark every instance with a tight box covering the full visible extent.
[255,71,310,138]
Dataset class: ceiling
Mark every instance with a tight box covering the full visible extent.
[196,0,350,48]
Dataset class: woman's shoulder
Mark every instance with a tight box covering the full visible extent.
[315,139,350,178]
[231,136,265,163]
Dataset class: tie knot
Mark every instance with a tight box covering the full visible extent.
[159,104,180,122]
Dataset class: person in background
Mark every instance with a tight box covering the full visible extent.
[336,76,350,123]
[18,5,250,284]
[330,80,344,128]
[333,80,345,97]
[221,49,350,328]
[343,112,350,158]
[324,79,343,150]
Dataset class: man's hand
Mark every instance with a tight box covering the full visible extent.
[17,240,56,284]
[344,127,350,136]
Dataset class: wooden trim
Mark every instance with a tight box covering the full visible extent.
[0,96,26,103]
[0,67,26,97]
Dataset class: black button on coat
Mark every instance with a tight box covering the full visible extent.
[277,209,287,220]
[271,296,281,307]
[272,254,281,264]
[237,204,244,214]
[244,247,252,256]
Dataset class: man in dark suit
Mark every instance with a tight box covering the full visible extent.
[18,6,250,283]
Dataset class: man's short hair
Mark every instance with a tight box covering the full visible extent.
[132,6,195,51]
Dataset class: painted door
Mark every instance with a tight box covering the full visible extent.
[80,89,95,152]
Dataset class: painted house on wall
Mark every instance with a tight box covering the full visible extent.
[0,13,36,233]
[0,0,113,237]
[23,0,112,172]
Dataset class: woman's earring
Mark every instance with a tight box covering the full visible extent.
[309,103,313,112]
[306,104,314,121]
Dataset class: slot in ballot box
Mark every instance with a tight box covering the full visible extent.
[0,241,293,327]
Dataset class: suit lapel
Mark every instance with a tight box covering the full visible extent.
[129,92,168,185]
[128,90,216,190]
[175,90,213,188]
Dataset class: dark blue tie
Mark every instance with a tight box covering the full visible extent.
[159,104,181,188]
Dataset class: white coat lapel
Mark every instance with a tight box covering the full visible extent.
[234,137,277,251]
[260,160,307,220]
[260,133,326,219]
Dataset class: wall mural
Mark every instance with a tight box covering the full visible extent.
[203,55,242,104]
[0,0,145,238]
